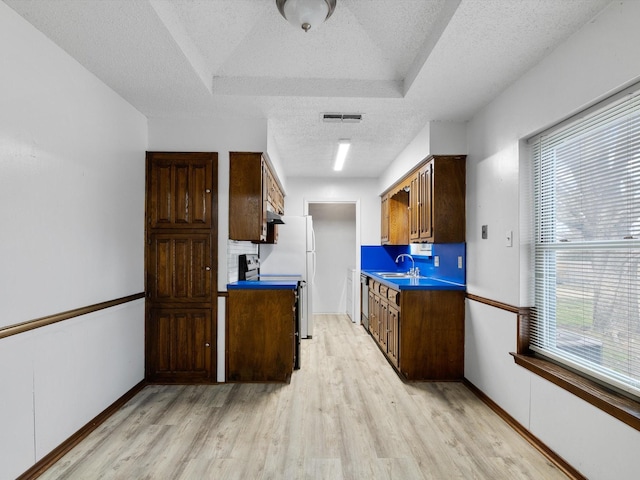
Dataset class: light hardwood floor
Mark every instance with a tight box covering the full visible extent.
[39,314,567,480]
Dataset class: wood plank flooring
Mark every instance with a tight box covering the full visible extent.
[38,314,567,479]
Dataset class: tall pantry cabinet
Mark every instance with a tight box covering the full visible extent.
[145,152,218,383]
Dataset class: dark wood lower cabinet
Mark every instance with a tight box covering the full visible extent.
[367,277,464,381]
[146,308,213,383]
[387,304,400,368]
[399,289,464,380]
[227,288,295,382]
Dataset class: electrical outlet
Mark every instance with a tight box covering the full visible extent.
[458,256,463,269]
[434,255,440,267]
[482,225,488,239]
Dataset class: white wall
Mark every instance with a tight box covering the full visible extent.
[285,176,380,245]
[465,1,640,478]
[379,121,467,193]
[147,116,268,382]
[308,203,356,314]
[267,126,287,193]
[0,4,147,478]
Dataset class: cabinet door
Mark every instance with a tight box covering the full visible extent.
[261,159,269,240]
[368,289,378,340]
[379,298,388,351]
[147,308,213,382]
[418,162,433,241]
[147,233,212,305]
[276,186,285,215]
[228,152,265,242]
[380,194,389,244]
[227,289,295,382]
[409,173,420,241]
[147,153,215,229]
[387,304,400,367]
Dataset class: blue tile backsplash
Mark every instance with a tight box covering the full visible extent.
[361,243,465,285]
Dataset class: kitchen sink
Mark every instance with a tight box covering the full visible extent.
[374,272,427,279]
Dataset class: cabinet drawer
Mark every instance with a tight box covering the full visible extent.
[379,284,388,297]
[388,289,400,307]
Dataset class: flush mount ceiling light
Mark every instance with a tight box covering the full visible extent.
[276,0,337,32]
[333,139,351,172]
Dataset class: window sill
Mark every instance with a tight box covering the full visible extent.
[511,353,640,432]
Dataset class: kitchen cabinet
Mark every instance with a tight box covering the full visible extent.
[378,284,389,352]
[147,153,215,229]
[381,193,389,243]
[409,171,420,242]
[368,281,398,366]
[381,155,465,244]
[368,287,380,343]
[147,233,213,304]
[147,308,212,383]
[419,156,465,243]
[227,288,296,382]
[229,151,285,243]
[410,162,433,242]
[145,152,217,383]
[381,187,410,245]
[387,292,400,368]
[365,275,464,380]
[266,166,285,215]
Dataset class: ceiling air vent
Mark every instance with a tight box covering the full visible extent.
[322,113,363,123]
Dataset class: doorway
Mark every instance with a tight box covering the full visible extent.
[307,202,358,320]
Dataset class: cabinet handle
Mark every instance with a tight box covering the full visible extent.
[205,266,211,271]
[205,343,210,347]
[205,189,211,193]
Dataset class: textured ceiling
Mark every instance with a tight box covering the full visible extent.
[5,0,613,179]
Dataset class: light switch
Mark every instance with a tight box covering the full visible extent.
[482,225,488,239]
[458,256,463,269]
[434,255,440,267]
[506,230,513,247]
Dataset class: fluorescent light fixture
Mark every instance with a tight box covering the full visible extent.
[333,139,350,171]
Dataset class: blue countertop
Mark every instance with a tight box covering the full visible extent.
[227,280,299,290]
[363,270,465,291]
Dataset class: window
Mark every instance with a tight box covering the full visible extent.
[530,85,640,399]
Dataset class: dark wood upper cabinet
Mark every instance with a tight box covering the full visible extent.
[229,152,285,243]
[417,161,433,241]
[147,152,215,229]
[381,155,465,245]
[381,193,389,243]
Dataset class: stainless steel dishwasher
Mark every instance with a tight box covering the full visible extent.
[360,273,369,330]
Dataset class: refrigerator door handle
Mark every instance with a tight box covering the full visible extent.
[312,251,317,284]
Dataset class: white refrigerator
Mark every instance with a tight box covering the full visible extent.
[259,215,315,339]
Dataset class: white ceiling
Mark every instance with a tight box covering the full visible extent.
[5,0,612,178]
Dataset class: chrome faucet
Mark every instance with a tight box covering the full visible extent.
[395,254,418,277]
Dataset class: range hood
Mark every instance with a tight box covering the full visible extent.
[267,210,285,224]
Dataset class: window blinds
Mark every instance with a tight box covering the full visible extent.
[530,85,640,399]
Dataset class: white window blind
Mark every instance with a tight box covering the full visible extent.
[530,85,640,399]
